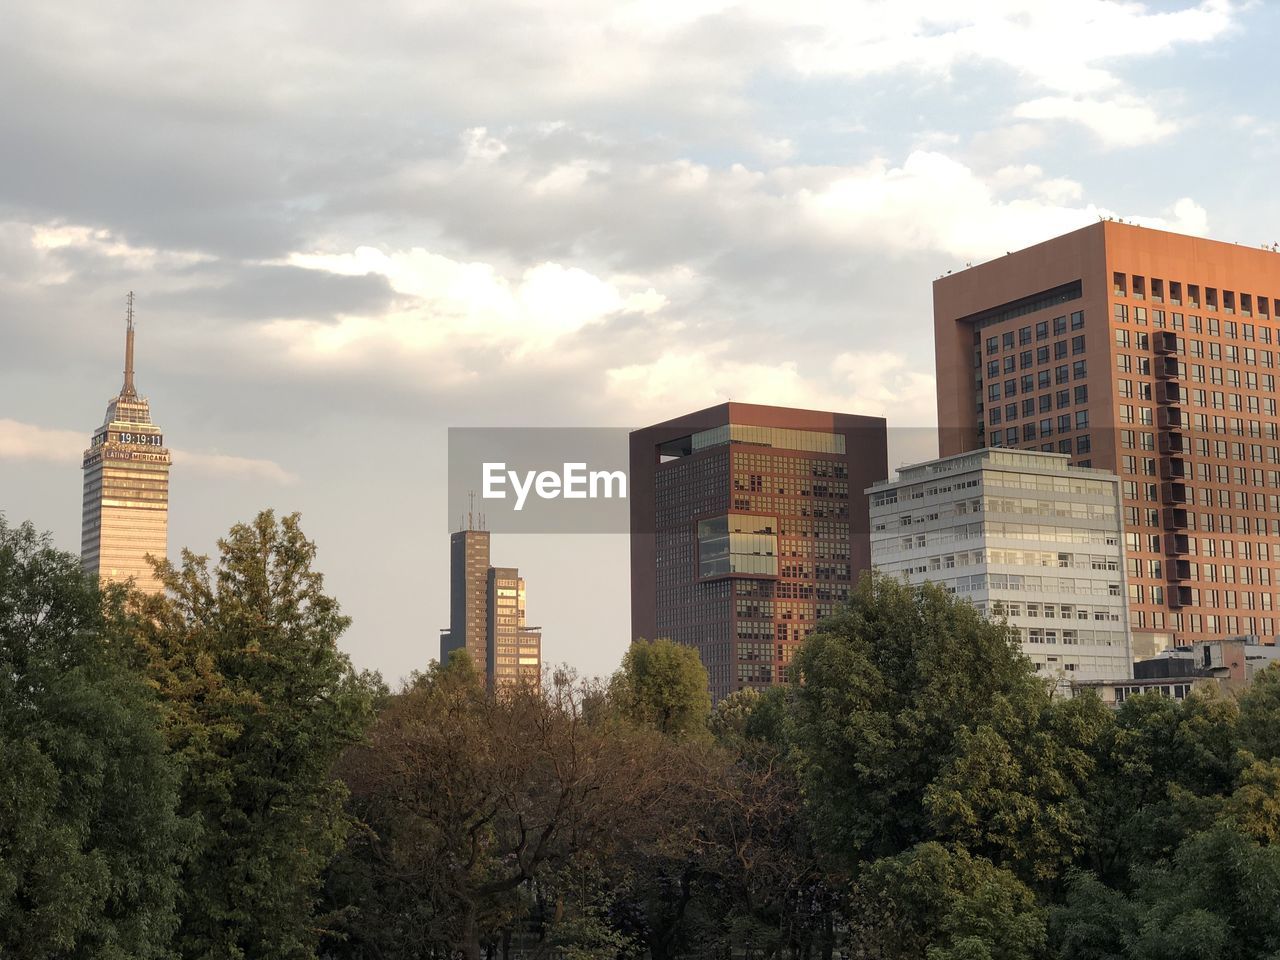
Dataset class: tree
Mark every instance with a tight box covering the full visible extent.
[610,638,711,741]
[0,518,184,959]
[699,690,841,960]
[788,574,1088,887]
[1225,755,1280,844]
[849,843,1045,960]
[1052,822,1280,960]
[1081,689,1241,883]
[330,659,693,960]
[1238,663,1280,761]
[125,510,377,960]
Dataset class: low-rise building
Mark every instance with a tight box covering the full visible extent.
[1135,635,1280,691]
[1069,675,1217,707]
[1071,636,1280,706]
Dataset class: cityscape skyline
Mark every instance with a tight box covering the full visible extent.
[5,1,1280,685]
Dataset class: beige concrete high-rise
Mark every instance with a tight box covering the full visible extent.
[486,567,542,689]
[439,528,543,690]
[81,295,171,593]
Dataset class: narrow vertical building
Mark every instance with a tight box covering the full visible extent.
[440,526,491,669]
[487,567,542,689]
[440,525,542,690]
[81,295,171,593]
[630,402,887,701]
[935,222,1280,656]
[868,449,1132,682]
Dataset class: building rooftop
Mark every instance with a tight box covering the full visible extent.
[873,446,1117,489]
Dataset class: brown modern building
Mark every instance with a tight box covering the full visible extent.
[439,527,542,690]
[935,222,1280,657]
[81,297,171,593]
[630,402,887,701]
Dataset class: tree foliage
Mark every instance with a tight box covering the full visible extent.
[0,518,184,960]
[789,574,1102,887]
[850,843,1046,960]
[12,510,1280,960]
[124,510,378,960]
[328,658,699,960]
[1054,822,1280,960]
[609,638,711,741]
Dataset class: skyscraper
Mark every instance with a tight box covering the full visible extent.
[487,567,542,688]
[630,402,887,701]
[439,525,542,690]
[935,222,1280,657]
[440,527,491,668]
[81,295,171,593]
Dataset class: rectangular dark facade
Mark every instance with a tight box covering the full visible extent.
[935,221,1280,657]
[630,402,887,701]
[441,528,490,669]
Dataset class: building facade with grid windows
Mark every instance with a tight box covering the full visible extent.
[868,448,1132,682]
[936,222,1280,658]
[439,528,542,691]
[630,402,887,701]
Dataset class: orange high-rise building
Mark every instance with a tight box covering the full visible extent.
[935,222,1280,657]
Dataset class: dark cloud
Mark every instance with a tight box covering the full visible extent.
[149,263,397,321]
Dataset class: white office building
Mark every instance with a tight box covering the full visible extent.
[868,449,1132,682]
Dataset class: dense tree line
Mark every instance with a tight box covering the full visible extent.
[4,513,1280,958]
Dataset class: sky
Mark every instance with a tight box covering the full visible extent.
[3,0,1279,685]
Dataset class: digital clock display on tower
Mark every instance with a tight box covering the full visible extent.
[115,431,164,446]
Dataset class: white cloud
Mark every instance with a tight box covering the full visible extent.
[274,245,668,367]
[0,419,295,483]
[1132,197,1209,236]
[779,1,1235,96]
[603,346,937,427]
[829,351,937,424]
[0,419,84,463]
[29,223,214,270]
[800,150,1209,261]
[170,450,298,484]
[461,127,509,163]
[1013,95,1178,147]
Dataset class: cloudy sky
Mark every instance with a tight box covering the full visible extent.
[3,0,1277,683]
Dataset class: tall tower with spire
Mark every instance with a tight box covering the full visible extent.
[81,293,172,593]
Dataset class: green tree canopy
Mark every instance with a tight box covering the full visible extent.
[1238,663,1280,761]
[1082,688,1241,882]
[0,518,184,960]
[610,638,711,740]
[789,574,1097,886]
[850,843,1046,960]
[124,510,378,960]
[1054,821,1280,960]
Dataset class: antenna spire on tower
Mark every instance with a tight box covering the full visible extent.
[122,291,137,397]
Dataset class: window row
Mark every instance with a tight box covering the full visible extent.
[1112,272,1280,325]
